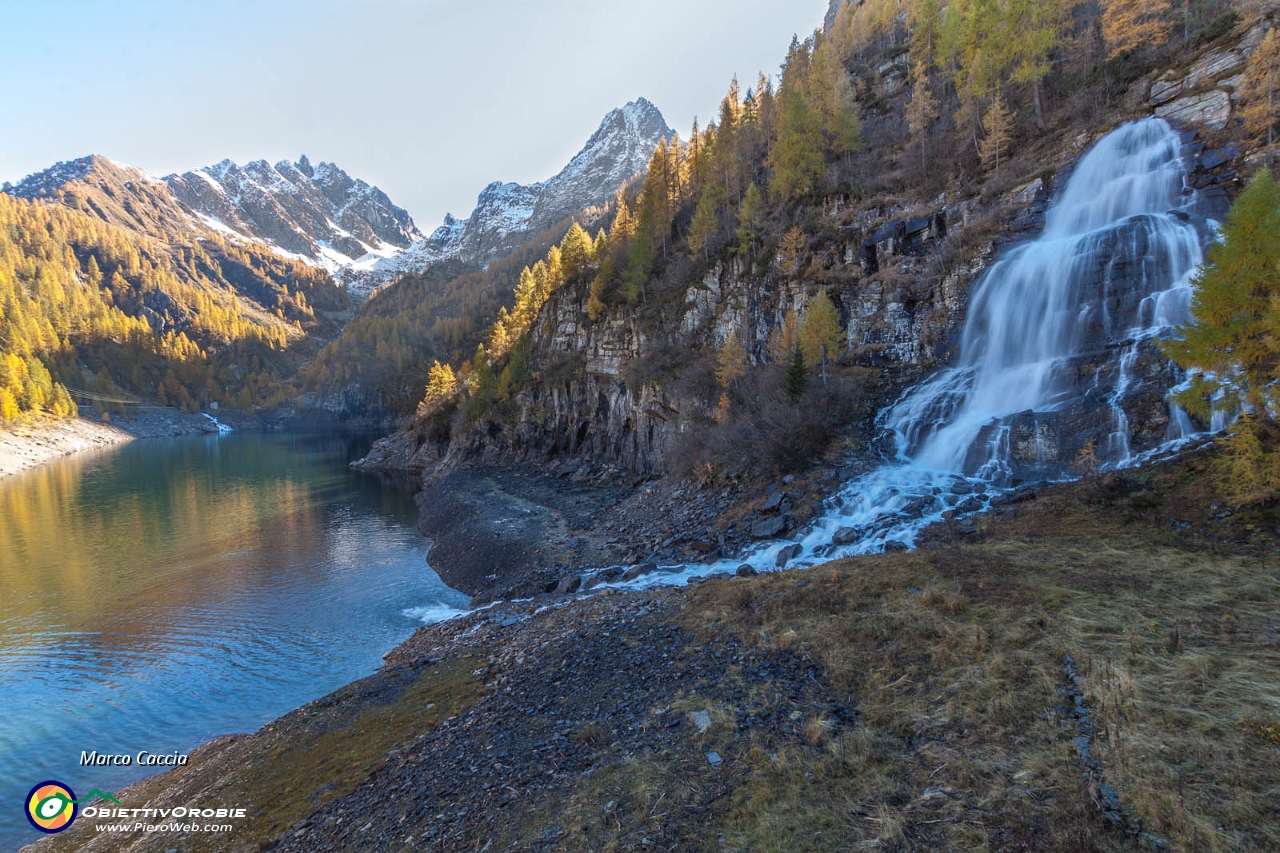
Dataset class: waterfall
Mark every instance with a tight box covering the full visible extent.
[765,117,1209,564]
[625,118,1213,585]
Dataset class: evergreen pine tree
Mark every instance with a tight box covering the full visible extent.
[736,184,767,252]
[784,345,809,405]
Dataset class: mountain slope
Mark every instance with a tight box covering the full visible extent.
[358,99,674,287]
[1,157,351,420]
[164,155,423,275]
[7,155,205,238]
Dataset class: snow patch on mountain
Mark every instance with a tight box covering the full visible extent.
[346,98,674,296]
[164,155,424,283]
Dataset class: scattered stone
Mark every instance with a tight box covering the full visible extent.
[705,751,722,767]
[691,710,712,733]
[761,492,784,512]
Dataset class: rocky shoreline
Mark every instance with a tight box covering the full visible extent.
[409,450,876,606]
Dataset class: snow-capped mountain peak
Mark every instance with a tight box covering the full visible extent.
[163,156,424,276]
[355,98,673,294]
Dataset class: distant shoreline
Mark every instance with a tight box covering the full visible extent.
[0,416,134,478]
[0,409,231,479]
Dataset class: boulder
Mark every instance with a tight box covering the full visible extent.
[776,544,804,568]
[622,562,660,581]
[751,516,786,538]
[735,564,758,577]
[832,526,860,546]
[553,575,581,594]
[1185,50,1244,90]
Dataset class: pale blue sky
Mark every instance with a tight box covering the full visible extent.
[2,0,829,228]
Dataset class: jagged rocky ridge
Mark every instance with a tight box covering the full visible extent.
[357,99,675,289]
[165,155,423,275]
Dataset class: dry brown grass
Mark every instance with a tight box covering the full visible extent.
[673,459,1280,852]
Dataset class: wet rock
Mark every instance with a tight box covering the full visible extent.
[883,540,909,553]
[582,568,623,590]
[900,496,934,517]
[622,562,660,581]
[832,526,860,546]
[553,575,582,594]
[776,544,804,568]
[735,564,758,577]
[956,497,984,513]
[751,517,786,538]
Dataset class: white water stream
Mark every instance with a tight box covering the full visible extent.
[625,118,1213,584]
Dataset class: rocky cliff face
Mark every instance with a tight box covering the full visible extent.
[357,22,1264,484]
[164,155,423,274]
[370,127,1244,484]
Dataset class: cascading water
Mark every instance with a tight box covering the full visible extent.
[761,117,1211,566]
[619,118,1215,585]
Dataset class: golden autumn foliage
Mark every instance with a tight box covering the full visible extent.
[0,190,336,419]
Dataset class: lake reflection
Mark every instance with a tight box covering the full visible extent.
[0,433,468,849]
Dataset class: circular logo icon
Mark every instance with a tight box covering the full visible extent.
[26,781,77,834]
